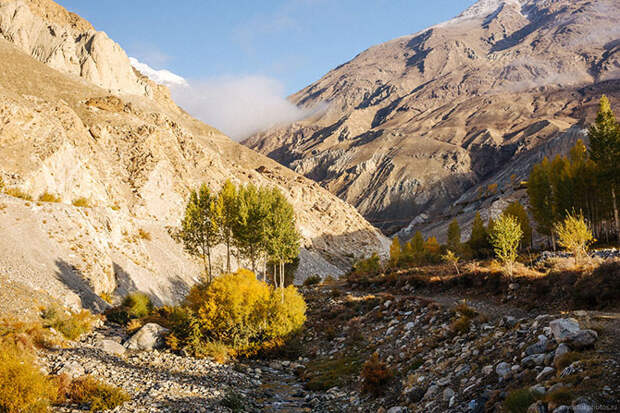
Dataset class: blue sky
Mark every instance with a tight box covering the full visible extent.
[57,0,478,138]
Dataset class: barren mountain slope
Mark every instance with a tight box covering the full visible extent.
[244,0,620,233]
[0,0,387,313]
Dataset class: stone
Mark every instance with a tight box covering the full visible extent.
[496,362,511,378]
[509,283,520,290]
[552,406,571,413]
[553,343,571,364]
[482,365,493,376]
[57,361,85,378]
[97,339,126,356]
[405,322,415,330]
[525,336,548,355]
[423,384,439,399]
[124,323,169,351]
[530,385,546,396]
[536,367,555,381]
[522,354,545,367]
[565,330,597,349]
[549,318,580,342]
[442,387,455,402]
[386,407,408,413]
[572,403,593,413]
[405,387,425,403]
[527,401,549,413]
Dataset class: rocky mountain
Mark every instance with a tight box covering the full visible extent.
[244,0,620,236]
[0,0,387,313]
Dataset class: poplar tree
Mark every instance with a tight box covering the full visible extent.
[389,236,401,267]
[489,214,523,278]
[447,219,461,253]
[528,157,555,245]
[468,212,490,258]
[503,201,532,249]
[235,184,269,273]
[588,95,620,238]
[216,180,238,273]
[180,184,221,282]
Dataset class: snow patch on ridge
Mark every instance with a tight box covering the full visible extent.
[129,57,188,87]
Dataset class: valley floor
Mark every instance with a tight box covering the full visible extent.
[38,261,620,412]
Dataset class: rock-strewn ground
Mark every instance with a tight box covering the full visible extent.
[38,263,619,412]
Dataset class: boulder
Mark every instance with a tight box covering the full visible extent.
[565,330,597,349]
[443,387,455,402]
[536,367,554,382]
[386,407,408,413]
[97,339,126,356]
[496,362,511,378]
[553,343,571,365]
[527,401,549,413]
[549,319,580,342]
[572,403,593,413]
[405,386,425,403]
[525,336,549,355]
[124,323,169,351]
[522,354,545,368]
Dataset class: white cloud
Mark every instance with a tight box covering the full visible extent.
[129,58,311,140]
[169,75,312,140]
[129,57,188,87]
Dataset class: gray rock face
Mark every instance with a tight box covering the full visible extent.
[553,343,571,364]
[549,318,580,342]
[124,323,170,351]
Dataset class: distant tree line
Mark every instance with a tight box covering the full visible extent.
[528,96,620,246]
[179,180,300,289]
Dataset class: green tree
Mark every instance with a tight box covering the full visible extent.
[468,212,490,258]
[181,184,221,282]
[503,201,532,249]
[389,236,401,267]
[447,219,461,253]
[234,184,269,273]
[411,231,425,261]
[554,211,594,265]
[264,187,300,299]
[528,157,555,244]
[588,95,620,238]
[216,180,238,273]
[489,214,523,278]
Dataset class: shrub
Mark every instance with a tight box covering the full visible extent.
[41,307,96,341]
[303,354,363,391]
[454,302,478,318]
[38,192,61,203]
[99,292,113,304]
[126,319,142,333]
[504,388,535,413]
[137,228,151,241]
[0,344,58,413]
[103,307,130,326]
[450,316,471,334]
[122,292,153,319]
[554,352,582,370]
[68,376,129,412]
[351,253,381,277]
[554,211,593,265]
[5,187,32,201]
[194,341,231,363]
[303,274,322,286]
[360,353,392,395]
[543,387,574,406]
[0,318,60,350]
[221,390,245,412]
[72,197,91,208]
[182,269,306,355]
[489,214,523,277]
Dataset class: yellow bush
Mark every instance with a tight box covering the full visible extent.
[38,192,61,203]
[72,197,91,208]
[5,187,32,201]
[0,344,58,412]
[68,376,129,412]
[41,306,96,341]
[184,269,306,353]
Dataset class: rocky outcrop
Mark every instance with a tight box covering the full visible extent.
[245,0,620,234]
[0,0,387,313]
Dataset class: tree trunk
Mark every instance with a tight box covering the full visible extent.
[226,238,231,273]
[280,261,285,303]
[612,186,620,240]
[273,262,277,287]
[207,249,212,283]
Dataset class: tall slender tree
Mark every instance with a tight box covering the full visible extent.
[468,212,490,258]
[216,180,238,273]
[503,201,532,249]
[180,184,221,282]
[588,95,620,238]
[447,219,461,253]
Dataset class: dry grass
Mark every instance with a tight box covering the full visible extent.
[38,192,61,203]
[40,306,96,341]
[65,375,129,412]
[72,197,91,208]
[5,187,32,201]
[137,228,151,241]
